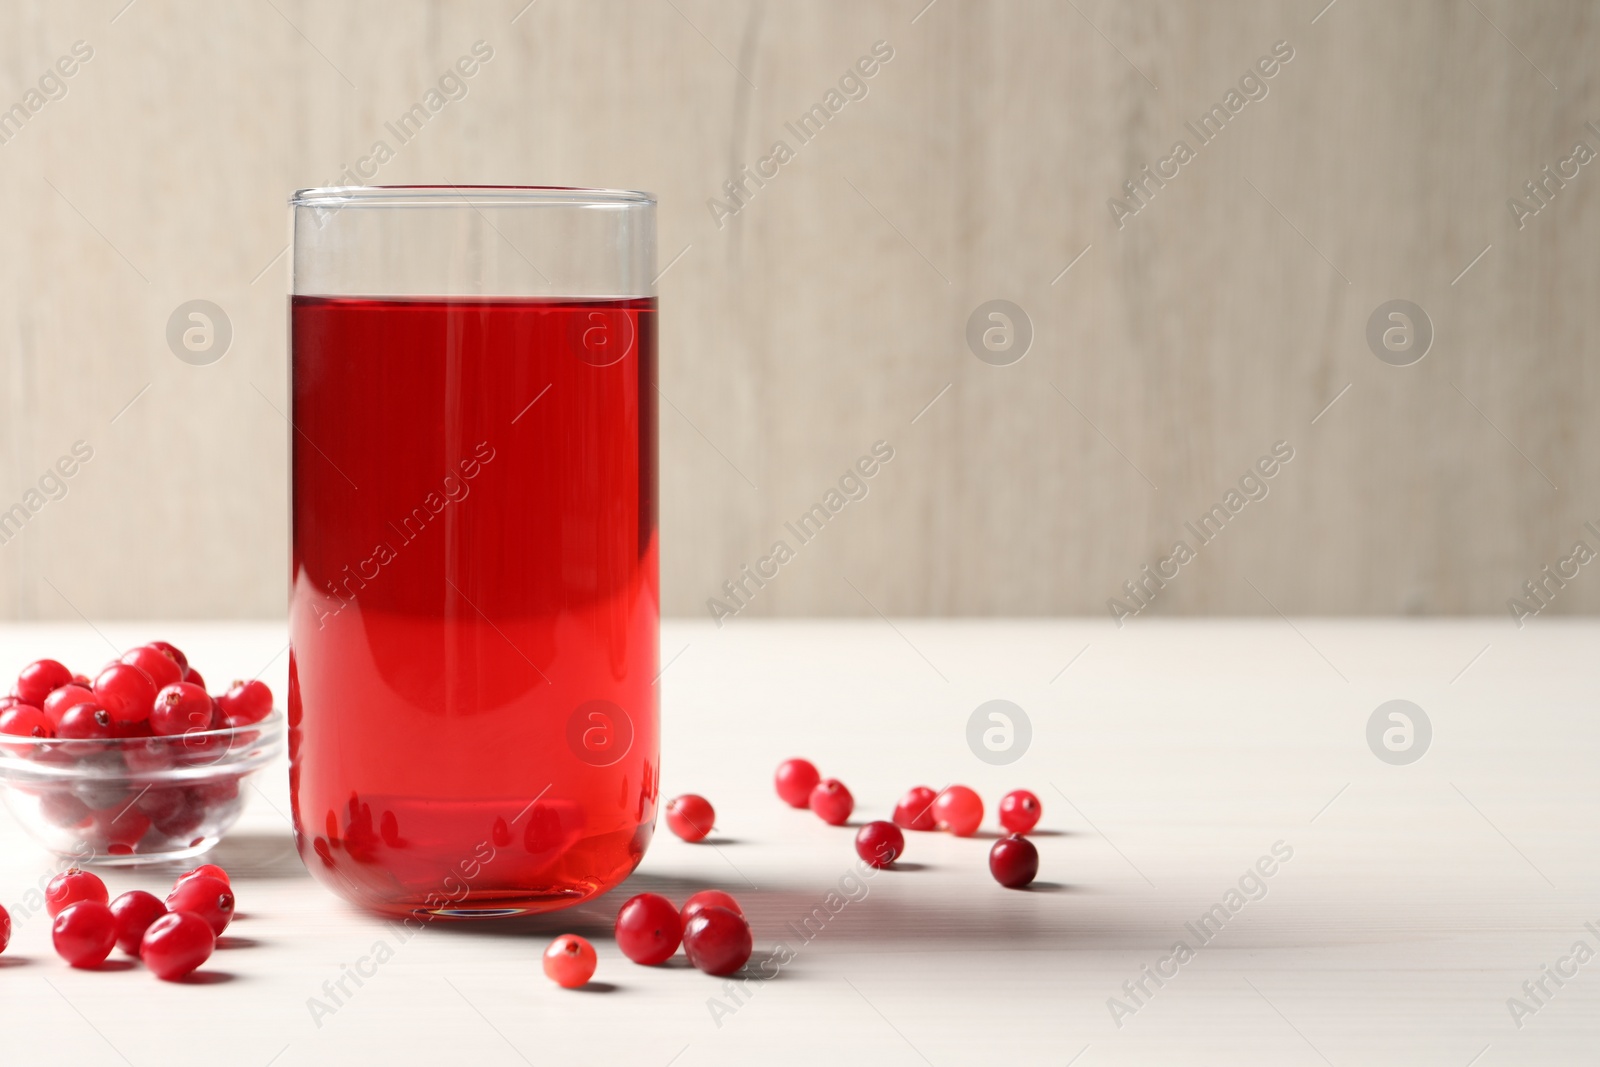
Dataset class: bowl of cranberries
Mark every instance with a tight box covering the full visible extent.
[0,642,283,866]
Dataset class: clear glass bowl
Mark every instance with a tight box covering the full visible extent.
[0,712,284,866]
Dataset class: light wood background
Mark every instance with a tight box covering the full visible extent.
[0,0,1595,621]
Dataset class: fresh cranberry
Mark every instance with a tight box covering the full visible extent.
[809,778,854,825]
[141,911,215,980]
[932,785,983,837]
[57,703,115,740]
[681,890,743,927]
[774,758,821,808]
[989,834,1039,888]
[682,906,752,976]
[892,785,939,831]
[15,659,72,706]
[216,679,272,726]
[998,789,1042,834]
[614,892,682,965]
[45,868,109,918]
[43,684,97,728]
[855,820,906,868]
[183,666,206,690]
[0,705,51,738]
[121,646,183,691]
[92,663,157,725]
[543,934,598,988]
[150,683,214,737]
[91,807,153,856]
[0,904,10,954]
[109,890,167,956]
[165,874,233,936]
[179,863,230,886]
[665,794,715,842]
[53,900,117,968]
[0,695,18,712]
[146,640,189,675]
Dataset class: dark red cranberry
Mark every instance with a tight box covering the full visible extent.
[57,703,115,740]
[216,679,272,726]
[146,640,189,675]
[52,901,117,968]
[141,911,215,980]
[682,906,752,976]
[809,778,854,825]
[121,645,183,691]
[109,890,167,955]
[681,889,743,927]
[989,834,1040,888]
[665,794,715,842]
[92,663,157,725]
[892,785,939,831]
[42,684,97,728]
[0,705,51,738]
[614,892,682,965]
[165,874,233,936]
[774,758,821,808]
[998,789,1042,834]
[855,820,906,868]
[15,659,72,706]
[150,683,214,737]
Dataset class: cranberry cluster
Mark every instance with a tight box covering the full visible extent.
[542,889,752,989]
[779,758,1043,888]
[16,863,236,980]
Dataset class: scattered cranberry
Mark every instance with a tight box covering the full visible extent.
[0,705,51,738]
[989,834,1039,888]
[855,820,905,869]
[0,904,10,954]
[15,659,72,707]
[542,934,598,988]
[109,890,167,956]
[774,758,821,808]
[179,863,231,887]
[120,646,183,691]
[165,874,233,936]
[892,785,939,831]
[998,789,1042,834]
[53,900,117,968]
[809,778,854,825]
[42,684,97,728]
[150,683,214,737]
[665,794,715,842]
[146,641,189,676]
[614,892,682,965]
[932,785,983,837]
[93,663,157,725]
[57,703,115,741]
[46,868,108,918]
[141,911,215,980]
[681,890,743,927]
[216,679,272,727]
[682,906,752,976]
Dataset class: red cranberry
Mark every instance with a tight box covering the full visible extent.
[141,911,215,980]
[165,874,233,936]
[92,807,153,856]
[0,904,9,954]
[809,778,854,825]
[892,785,939,831]
[216,679,272,726]
[614,892,682,965]
[42,684,96,728]
[543,934,598,988]
[150,683,214,737]
[932,785,983,837]
[109,890,167,955]
[998,789,1042,834]
[53,900,117,968]
[183,666,206,690]
[682,906,752,976]
[121,646,183,691]
[0,705,51,738]
[774,758,821,808]
[179,863,231,886]
[146,640,189,675]
[93,663,157,724]
[665,794,715,842]
[15,659,72,706]
[855,820,906,868]
[57,703,115,740]
[45,868,109,918]
[989,834,1039,888]
[681,890,743,927]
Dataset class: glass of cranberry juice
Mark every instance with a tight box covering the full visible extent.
[288,187,658,917]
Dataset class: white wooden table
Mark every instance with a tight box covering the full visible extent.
[0,619,1592,1066]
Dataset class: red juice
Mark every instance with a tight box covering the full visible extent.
[288,296,658,917]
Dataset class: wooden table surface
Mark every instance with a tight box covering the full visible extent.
[0,619,1592,1066]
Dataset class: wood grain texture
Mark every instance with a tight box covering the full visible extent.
[0,0,1593,620]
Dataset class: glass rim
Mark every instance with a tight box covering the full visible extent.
[290,185,655,208]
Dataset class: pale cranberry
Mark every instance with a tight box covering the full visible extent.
[932,785,983,837]
[543,934,598,988]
